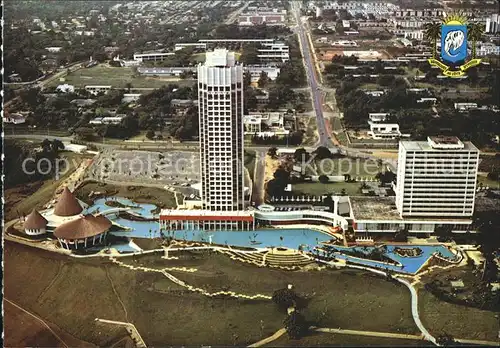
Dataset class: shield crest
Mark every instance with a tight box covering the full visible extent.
[441,24,468,64]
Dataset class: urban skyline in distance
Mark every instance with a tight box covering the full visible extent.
[3,0,499,347]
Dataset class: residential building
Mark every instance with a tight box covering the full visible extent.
[395,136,479,219]
[238,8,287,26]
[454,103,478,111]
[197,49,245,214]
[485,13,500,33]
[56,84,75,93]
[246,65,281,82]
[85,85,112,95]
[243,115,262,133]
[133,52,175,62]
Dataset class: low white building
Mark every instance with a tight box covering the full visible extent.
[454,102,478,111]
[45,46,63,53]
[244,115,262,133]
[56,84,75,93]
[133,52,175,62]
[4,113,27,124]
[368,113,389,122]
[89,116,124,125]
[332,40,358,47]
[85,85,112,95]
[368,123,402,139]
[247,65,281,82]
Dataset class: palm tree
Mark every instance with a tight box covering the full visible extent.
[423,22,441,59]
[467,22,485,59]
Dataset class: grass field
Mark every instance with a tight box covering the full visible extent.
[418,288,499,341]
[4,242,419,345]
[4,150,94,221]
[477,174,500,190]
[48,64,196,89]
[315,157,381,177]
[270,331,432,346]
[292,181,361,196]
[75,181,177,208]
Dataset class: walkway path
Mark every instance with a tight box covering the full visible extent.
[248,328,286,347]
[108,256,272,300]
[94,318,146,348]
[312,327,423,340]
[5,298,69,348]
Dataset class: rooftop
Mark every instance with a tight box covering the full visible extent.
[401,137,478,152]
[205,49,236,67]
[349,196,402,221]
[54,214,112,239]
[24,209,48,230]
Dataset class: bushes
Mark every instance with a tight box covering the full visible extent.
[283,310,309,339]
[272,288,298,311]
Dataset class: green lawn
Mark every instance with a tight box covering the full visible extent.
[477,174,500,190]
[48,64,195,89]
[292,182,362,196]
[270,331,431,347]
[418,288,499,341]
[315,158,381,177]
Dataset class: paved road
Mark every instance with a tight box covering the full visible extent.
[251,150,266,206]
[225,2,250,24]
[291,1,335,148]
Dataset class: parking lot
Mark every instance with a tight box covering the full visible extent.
[89,149,200,187]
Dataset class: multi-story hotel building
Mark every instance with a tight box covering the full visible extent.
[395,136,479,218]
[197,49,245,213]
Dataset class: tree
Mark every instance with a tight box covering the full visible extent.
[436,333,455,346]
[272,288,298,310]
[50,139,65,154]
[283,310,308,339]
[146,129,155,139]
[258,71,269,88]
[293,148,309,163]
[313,146,332,160]
[340,188,347,196]
[125,82,133,93]
[423,22,441,59]
[74,127,95,141]
[268,147,278,158]
[394,228,409,242]
[319,175,330,184]
[467,22,485,58]
[239,44,260,65]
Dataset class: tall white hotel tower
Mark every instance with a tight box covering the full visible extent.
[395,136,479,219]
[197,49,245,212]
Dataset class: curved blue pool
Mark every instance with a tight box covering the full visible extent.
[86,197,459,274]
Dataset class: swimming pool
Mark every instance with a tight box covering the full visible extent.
[86,197,459,273]
[324,245,458,274]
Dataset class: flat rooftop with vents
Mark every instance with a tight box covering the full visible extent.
[400,136,479,152]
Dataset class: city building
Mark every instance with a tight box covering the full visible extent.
[246,65,281,82]
[56,84,75,93]
[238,8,287,26]
[395,136,479,219]
[85,85,112,95]
[197,49,245,214]
[454,103,478,111]
[485,13,500,33]
[133,52,175,62]
[476,42,500,57]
